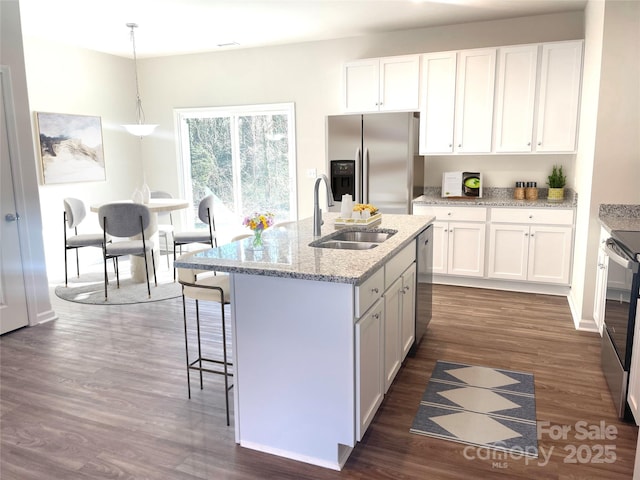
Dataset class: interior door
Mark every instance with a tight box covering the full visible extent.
[0,67,29,334]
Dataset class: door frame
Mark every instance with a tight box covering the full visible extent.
[1,65,56,330]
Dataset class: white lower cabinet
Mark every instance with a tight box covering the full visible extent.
[355,241,417,439]
[433,220,486,277]
[383,277,402,392]
[487,224,573,284]
[383,262,416,393]
[414,205,575,289]
[355,297,384,440]
[400,263,417,358]
[487,208,573,285]
[593,241,609,336]
[415,206,487,278]
[628,301,640,425]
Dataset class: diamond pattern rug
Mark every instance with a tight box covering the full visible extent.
[410,360,538,458]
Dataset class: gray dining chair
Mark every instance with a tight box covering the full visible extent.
[173,194,217,280]
[150,190,174,268]
[98,202,157,300]
[63,197,105,286]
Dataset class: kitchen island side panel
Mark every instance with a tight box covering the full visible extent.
[231,273,355,469]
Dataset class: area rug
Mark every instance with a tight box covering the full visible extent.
[410,360,538,458]
[55,268,181,305]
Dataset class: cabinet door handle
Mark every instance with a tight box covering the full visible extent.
[371,287,379,294]
[538,141,542,146]
[402,286,410,293]
[527,142,531,146]
[530,233,535,238]
[525,232,529,237]
[458,143,462,148]
[372,313,380,319]
[529,215,533,219]
[447,212,452,216]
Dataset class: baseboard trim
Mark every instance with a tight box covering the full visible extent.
[36,309,58,325]
[566,292,599,333]
[239,440,345,471]
[433,275,570,296]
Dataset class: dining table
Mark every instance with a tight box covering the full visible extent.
[91,198,190,282]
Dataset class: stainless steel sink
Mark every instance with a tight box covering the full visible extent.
[312,240,379,250]
[330,231,394,243]
[310,228,396,250]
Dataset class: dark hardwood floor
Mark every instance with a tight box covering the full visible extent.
[1,284,637,479]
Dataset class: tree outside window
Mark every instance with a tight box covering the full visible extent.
[177,103,297,243]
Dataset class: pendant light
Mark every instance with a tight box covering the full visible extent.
[122,23,158,137]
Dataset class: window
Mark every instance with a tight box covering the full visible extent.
[176,103,297,243]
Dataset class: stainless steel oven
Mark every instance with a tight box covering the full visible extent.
[601,231,640,421]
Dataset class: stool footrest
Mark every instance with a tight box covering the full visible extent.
[189,357,233,378]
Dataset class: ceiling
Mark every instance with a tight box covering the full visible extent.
[18,0,587,59]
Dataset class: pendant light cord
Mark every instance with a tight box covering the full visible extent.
[128,23,146,125]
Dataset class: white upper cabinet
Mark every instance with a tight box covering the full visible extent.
[346,39,583,153]
[344,55,420,113]
[454,48,496,153]
[494,45,538,153]
[419,52,457,154]
[343,59,379,113]
[536,40,583,152]
[419,48,496,154]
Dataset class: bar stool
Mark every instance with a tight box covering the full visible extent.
[177,249,233,425]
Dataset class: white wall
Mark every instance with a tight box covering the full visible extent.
[570,0,605,330]
[22,37,146,279]
[570,0,640,329]
[22,11,584,281]
[139,11,584,219]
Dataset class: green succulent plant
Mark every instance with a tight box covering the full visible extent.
[547,165,566,188]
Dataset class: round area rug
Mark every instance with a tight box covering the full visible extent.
[55,271,181,305]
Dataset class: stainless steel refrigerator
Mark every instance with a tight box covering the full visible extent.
[326,112,424,214]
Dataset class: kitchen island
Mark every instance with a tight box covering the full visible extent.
[175,212,433,470]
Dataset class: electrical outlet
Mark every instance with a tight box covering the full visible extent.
[306,168,317,179]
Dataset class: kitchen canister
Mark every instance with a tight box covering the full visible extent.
[525,182,538,200]
[514,182,525,200]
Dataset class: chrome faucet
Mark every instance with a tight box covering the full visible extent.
[313,174,335,237]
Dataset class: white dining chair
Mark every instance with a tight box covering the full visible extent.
[173,194,217,280]
[150,190,175,268]
[63,197,105,286]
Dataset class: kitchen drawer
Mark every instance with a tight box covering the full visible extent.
[490,207,573,225]
[415,205,487,222]
[356,267,384,318]
[385,242,416,290]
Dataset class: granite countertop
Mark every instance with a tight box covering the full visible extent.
[414,187,577,208]
[598,204,640,233]
[174,213,433,285]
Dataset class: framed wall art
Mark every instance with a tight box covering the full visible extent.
[36,112,106,184]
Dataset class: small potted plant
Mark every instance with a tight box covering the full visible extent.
[547,165,566,201]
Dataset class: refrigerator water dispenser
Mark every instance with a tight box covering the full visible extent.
[330,160,355,202]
